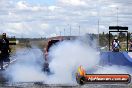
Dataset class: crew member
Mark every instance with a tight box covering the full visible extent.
[112,36,121,51]
[129,33,132,51]
[0,33,11,70]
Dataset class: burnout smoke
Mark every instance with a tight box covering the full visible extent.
[4,37,101,84]
[46,39,100,84]
[95,65,132,74]
[4,37,132,84]
[5,48,47,82]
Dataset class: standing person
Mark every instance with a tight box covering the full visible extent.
[129,33,132,51]
[112,36,121,52]
[0,33,11,70]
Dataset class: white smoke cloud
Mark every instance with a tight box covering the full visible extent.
[46,39,100,84]
[95,65,132,74]
[5,48,47,82]
[4,37,100,84]
[4,37,132,84]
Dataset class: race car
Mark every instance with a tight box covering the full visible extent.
[43,38,63,72]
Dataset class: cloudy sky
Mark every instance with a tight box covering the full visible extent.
[0,0,132,38]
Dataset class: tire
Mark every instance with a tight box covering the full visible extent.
[76,75,85,85]
[79,77,85,85]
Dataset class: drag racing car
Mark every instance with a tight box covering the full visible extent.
[43,37,63,72]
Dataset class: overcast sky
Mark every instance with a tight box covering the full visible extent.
[0,0,132,38]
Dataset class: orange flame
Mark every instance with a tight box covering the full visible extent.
[77,66,86,77]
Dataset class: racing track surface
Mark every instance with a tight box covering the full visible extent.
[0,51,132,87]
[0,82,131,88]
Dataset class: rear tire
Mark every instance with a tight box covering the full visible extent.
[43,62,50,73]
[76,75,85,85]
[79,77,85,85]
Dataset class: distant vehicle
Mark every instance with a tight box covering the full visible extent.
[43,39,62,72]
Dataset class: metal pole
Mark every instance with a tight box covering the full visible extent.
[117,7,119,26]
[109,31,110,51]
[98,19,99,46]
[64,28,65,36]
[70,25,71,36]
[79,25,80,36]
[127,31,128,51]
[60,31,61,36]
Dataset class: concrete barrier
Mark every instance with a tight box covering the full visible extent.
[100,52,132,67]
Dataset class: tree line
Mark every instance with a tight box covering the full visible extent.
[99,32,131,47]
